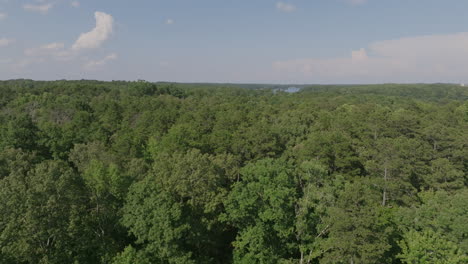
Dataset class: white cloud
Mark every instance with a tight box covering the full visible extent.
[7,11,117,76]
[12,11,115,72]
[0,12,7,20]
[351,48,368,61]
[71,1,79,8]
[0,58,12,64]
[0,38,14,47]
[345,0,368,5]
[273,31,468,83]
[165,18,174,25]
[84,53,117,70]
[12,57,46,69]
[72,11,114,51]
[23,41,79,62]
[276,2,296,13]
[23,3,53,14]
[24,42,65,56]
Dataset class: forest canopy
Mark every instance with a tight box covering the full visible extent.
[0,80,467,264]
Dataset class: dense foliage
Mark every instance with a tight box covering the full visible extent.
[0,80,467,264]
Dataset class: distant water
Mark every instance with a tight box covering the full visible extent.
[285,87,301,93]
[273,86,301,94]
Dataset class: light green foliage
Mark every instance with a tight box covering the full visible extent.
[398,229,468,264]
[424,158,465,191]
[397,189,468,252]
[224,159,298,263]
[123,186,194,264]
[294,161,338,263]
[83,159,128,200]
[112,245,150,264]
[81,159,132,263]
[0,160,93,263]
[122,149,230,263]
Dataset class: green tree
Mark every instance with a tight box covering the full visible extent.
[294,161,342,264]
[0,160,95,263]
[360,137,427,206]
[0,113,40,151]
[319,180,397,264]
[398,229,468,264]
[224,159,298,263]
[397,189,468,252]
[422,158,465,191]
[122,149,230,264]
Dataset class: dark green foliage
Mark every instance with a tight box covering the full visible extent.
[319,180,397,264]
[0,80,466,263]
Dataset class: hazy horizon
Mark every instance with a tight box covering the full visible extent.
[1,79,464,87]
[2,0,468,83]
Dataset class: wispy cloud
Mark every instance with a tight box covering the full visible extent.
[23,41,77,62]
[346,0,368,5]
[0,58,12,64]
[71,1,79,8]
[23,3,54,14]
[72,11,114,50]
[0,12,7,20]
[84,53,117,70]
[165,18,174,25]
[12,57,46,70]
[276,2,296,13]
[24,42,65,56]
[0,38,14,47]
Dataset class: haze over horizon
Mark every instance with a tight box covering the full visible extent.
[2,0,468,84]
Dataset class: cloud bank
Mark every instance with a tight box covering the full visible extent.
[273,31,468,83]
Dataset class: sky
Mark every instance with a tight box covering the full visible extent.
[2,0,468,84]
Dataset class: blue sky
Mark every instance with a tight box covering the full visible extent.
[2,0,468,83]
